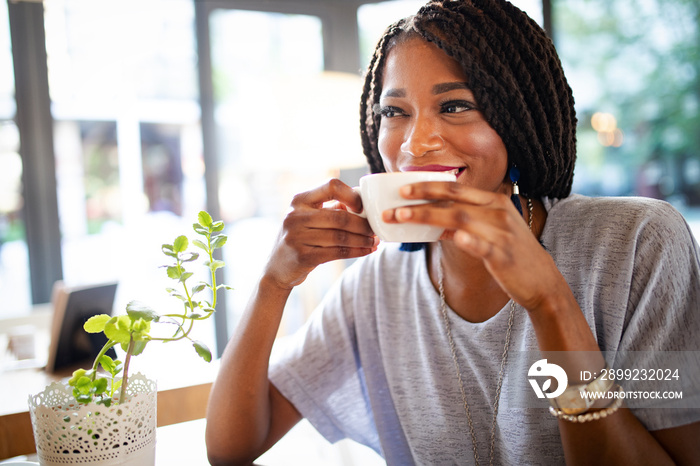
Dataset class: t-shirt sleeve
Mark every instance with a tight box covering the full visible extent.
[268,261,381,452]
[614,200,700,429]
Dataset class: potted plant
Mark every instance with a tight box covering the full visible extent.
[27,211,230,466]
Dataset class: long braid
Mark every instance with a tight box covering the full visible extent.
[360,20,409,174]
[359,0,577,199]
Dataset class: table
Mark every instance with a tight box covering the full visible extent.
[156,418,385,466]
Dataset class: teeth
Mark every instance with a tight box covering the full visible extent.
[448,169,459,176]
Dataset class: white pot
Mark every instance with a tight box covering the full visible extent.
[28,373,157,466]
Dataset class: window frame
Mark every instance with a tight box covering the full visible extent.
[8,0,549,357]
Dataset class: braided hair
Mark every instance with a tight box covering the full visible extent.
[359,0,577,199]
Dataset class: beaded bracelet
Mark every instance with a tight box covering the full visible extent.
[549,384,624,423]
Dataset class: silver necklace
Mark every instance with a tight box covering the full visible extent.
[437,198,533,466]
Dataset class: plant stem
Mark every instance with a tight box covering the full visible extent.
[119,336,135,405]
[208,235,218,309]
[91,341,118,379]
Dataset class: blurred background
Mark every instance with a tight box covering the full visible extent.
[1,0,699,360]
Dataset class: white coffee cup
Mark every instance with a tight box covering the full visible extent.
[352,171,457,243]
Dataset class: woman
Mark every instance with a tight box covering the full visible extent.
[206,1,700,464]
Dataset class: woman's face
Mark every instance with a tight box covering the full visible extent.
[377,38,510,194]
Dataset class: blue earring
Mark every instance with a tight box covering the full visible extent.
[510,166,523,216]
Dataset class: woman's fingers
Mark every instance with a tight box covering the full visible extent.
[291,205,374,236]
[266,179,377,288]
[291,177,364,213]
[399,181,498,206]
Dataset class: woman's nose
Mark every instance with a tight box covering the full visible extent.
[400,116,444,157]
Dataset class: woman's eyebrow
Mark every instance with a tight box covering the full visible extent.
[381,88,405,98]
[380,82,468,99]
[433,82,469,94]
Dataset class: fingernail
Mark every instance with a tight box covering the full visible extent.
[456,230,472,245]
[400,185,413,196]
[373,236,380,247]
[396,208,412,221]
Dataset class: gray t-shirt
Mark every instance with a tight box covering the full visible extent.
[269,194,700,465]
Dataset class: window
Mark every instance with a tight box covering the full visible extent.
[0,0,30,317]
[554,0,700,235]
[208,9,365,335]
[43,0,212,350]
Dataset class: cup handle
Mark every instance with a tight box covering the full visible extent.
[348,186,367,218]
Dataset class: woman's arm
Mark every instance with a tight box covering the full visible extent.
[386,182,699,464]
[205,179,377,466]
[529,291,699,465]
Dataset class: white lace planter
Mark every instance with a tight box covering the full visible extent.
[28,373,157,466]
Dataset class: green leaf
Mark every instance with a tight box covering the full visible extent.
[94,378,108,395]
[169,292,187,301]
[193,224,208,235]
[75,376,93,394]
[216,284,234,291]
[131,318,151,336]
[181,252,199,262]
[205,260,225,272]
[167,266,181,280]
[179,272,194,283]
[192,283,207,294]
[97,397,112,407]
[173,235,189,253]
[198,211,213,228]
[130,340,149,356]
[104,316,132,344]
[68,369,87,387]
[126,301,160,321]
[76,393,93,404]
[161,244,177,258]
[211,221,225,232]
[211,235,227,249]
[99,355,116,374]
[192,239,208,251]
[112,378,122,393]
[192,340,212,362]
[188,312,206,319]
[84,314,111,333]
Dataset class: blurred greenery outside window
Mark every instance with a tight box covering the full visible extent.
[555,0,700,231]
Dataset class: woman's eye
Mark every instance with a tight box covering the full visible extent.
[378,105,405,118]
[441,100,474,114]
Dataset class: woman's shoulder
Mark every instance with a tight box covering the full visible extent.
[540,194,699,264]
[545,193,691,235]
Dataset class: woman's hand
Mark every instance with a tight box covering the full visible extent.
[382,181,567,313]
[265,178,378,290]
